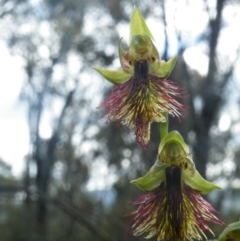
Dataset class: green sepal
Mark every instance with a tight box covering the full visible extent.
[183,169,221,195]
[218,221,240,241]
[154,56,177,78]
[93,67,131,84]
[130,6,154,42]
[130,162,170,192]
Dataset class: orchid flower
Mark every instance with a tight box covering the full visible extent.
[94,7,184,148]
[126,131,225,241]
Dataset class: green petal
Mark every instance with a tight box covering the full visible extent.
[154,56,177,78]
[118,38,127,69]
[130,162,170,191]
[118,39,133,74]
[218,221,240,241]
[183,169,221,194]
[130,6,154,42]
[93,67,131,84]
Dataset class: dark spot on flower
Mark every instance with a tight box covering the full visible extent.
[151,56,155,62]
[184,162,188,169]
[129,60,133,66]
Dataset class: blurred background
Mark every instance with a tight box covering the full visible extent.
[0,0,240,240]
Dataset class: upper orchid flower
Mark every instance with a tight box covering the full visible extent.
[126,131,225,241]
[94,7,184,148]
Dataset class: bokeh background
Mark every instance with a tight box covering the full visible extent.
[0,0,240,240]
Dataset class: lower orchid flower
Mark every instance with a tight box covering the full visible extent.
[126,131,225,241]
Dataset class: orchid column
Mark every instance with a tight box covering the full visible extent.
[94,6,225,241]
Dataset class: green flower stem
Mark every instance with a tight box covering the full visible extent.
[160,113,169,140]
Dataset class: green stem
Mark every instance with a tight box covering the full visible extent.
[160,113,168,140]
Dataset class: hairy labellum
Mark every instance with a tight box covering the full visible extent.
[100,61,185,148]
[126,166,225,241]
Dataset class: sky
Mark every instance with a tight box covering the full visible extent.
[0,41,29,175]
[0,0,240,182]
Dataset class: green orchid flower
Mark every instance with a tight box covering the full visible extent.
[126,131,225,241]
[94,6,184,148]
